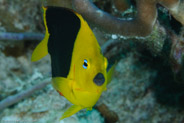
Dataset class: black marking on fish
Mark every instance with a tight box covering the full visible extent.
[46,6,80,77]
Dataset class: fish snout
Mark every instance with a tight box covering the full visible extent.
[93,73,105,86]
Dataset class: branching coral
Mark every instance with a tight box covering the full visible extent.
[0,78,51,111]
[73,0,183,37]
[159,0,184,25]
[0,32,44,41]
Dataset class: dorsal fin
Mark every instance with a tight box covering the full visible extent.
[32,6,81,77]
[31,7,49,62]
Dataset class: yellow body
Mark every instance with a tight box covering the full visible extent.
[32,7,114,120]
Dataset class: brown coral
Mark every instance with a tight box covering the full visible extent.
[73,0,183,37]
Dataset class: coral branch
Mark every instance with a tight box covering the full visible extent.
[95,104,119,123]
[159,0,179,8]
[113,0,130,12]
[73,0,157,37]
[0,78,51,111]
[73,0,183,36]
[169,0,184,25]
[0,32,44,41]
[158,0,184,25]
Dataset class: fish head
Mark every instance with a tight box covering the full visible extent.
[63,13,109,107]
[68,46,108,107]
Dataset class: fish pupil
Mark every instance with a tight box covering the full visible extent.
[84,62,88,67]
[83,59,88,69]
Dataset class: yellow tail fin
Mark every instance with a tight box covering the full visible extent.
[31,6,49,62]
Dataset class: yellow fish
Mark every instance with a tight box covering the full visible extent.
[31,6,114,120]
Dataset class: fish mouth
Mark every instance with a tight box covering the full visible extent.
[93,73,105,86]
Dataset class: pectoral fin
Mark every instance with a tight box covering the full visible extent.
[107,64,116,84]
[52,77,73,96]
[60,105,83,120]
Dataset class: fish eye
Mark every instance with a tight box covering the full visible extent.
[83,59,88,69]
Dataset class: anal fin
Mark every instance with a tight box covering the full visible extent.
[60,105,83,120]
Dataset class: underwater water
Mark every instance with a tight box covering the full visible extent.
[0,0,184,123]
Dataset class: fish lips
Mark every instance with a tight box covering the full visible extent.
[93,73,105,86]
